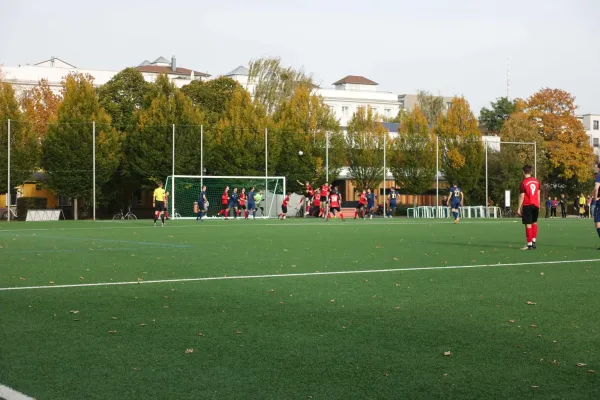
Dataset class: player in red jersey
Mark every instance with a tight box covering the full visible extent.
[320,182,329,218]
[354,189,367,219]
[279,192,291,220]
[217,186,230,219]
[517,165,540,250]
[310,189,321,217]
[238,188,247,218]
[297,180,314,216]
[327,189,345,221]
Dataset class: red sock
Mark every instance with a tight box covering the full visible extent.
[525,226,533,244]
[354,211,358,218]
[225,210,229,218]
[340,213,345,220]
[532,223,538,240]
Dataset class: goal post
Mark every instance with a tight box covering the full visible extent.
[164,175,286,219]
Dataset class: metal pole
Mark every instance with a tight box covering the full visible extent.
[383,133,386,218]
[265,128,268,218]
[172,124,175,219]
[7,119,10,222]
[326,131,329,183]
[200,125,203,188]
[534,141,537,178]
[436,135,439,217]
[92,121,96,221]
[485,139,488,218]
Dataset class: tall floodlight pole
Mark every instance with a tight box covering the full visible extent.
[7,119,10,222]
[326,131,329,183]
[200,125,204,188]
[436,135,439,216]
[383,133,386,218]
[172,124,175,219]
[92,121,96,221]
[265,128,268,218]
[485,139,489,218]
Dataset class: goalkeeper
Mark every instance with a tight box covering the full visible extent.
[196,185,208,221]
[254,190,264,218]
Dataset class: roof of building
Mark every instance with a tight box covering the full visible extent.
[225,66,249,76]
[332,75,378,86]
[138,60,151,67]
[152,56,170,65]
[136,65,210,77]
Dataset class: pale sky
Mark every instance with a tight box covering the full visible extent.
[1,0,599,115]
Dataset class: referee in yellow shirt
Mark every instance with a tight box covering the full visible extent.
[153,181,168,227]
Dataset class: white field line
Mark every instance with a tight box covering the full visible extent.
[0,219,518,233]
[1,258,598,292]
[0,383,35,400]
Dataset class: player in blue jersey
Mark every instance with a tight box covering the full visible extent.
[592,163,600,248]
[247,187,256,220]
[229,188,239,220]
[386,187,398,218]
[448,183,464,223]
[366,188,377,219]
[196,185,208,221]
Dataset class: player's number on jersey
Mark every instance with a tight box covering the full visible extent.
[529,183,537,196]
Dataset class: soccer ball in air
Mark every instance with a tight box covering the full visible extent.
[298,151,304,156]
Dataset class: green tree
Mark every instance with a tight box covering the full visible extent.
[345,107,387,191]
[0,82,40,191]
[97,68,150,132]
[479,97,517,135]
[273,86,343,192]
[207,87,273,176]
[248,57,313,115]
[125,74,204,187]
[435,97,484,203]
[41,73,122,219]
[417,90,445,126]
[20,79,61,139]
[181,77,240,126]
[389,105,436,206]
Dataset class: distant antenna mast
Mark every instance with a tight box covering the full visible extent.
[507,57,511,100]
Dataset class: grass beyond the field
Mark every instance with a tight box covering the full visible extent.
[1,217,599,400]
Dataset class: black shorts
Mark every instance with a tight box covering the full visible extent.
[282,205,288,213]
[155,201,165,212]
[521,205,539,225]
[320,195,327,203]
[239,204,246,210]
[356,203,365,210]
[330,206,340,212]
[221,204,228,210]
[305,193,314,200]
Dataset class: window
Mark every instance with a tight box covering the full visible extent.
[446,102,452,110]
[399,100,405,109]
[594,120,599,130]
[384,109,391,117]
[594,138,599,147]
[371,108,378,115]
[342,106,349,116]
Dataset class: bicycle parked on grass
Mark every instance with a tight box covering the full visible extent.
[113,206,137,220]
[1,206,18,220]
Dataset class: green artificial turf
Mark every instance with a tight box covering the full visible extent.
[0,217,599,399]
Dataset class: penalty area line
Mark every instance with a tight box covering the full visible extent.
[0,383,35,400]
[1,258,599,292]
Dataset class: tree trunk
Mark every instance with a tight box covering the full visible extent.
[73,198,78,220]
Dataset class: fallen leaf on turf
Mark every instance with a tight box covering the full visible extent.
[69,310,79,314]
[108,330,117,334]
[342,326,347,329]
[330,299,335,303]
[551,360,559,365]
[235,331,242,334]
[19,277,25,281]
[375,245,383,249]
[49,281,55,285]
[79,276,84,280]
[515,345,522,348]
[508,320,516,323]
[393,257,398,261]
[536,334,542,337]
[395,283,401,287]
[553,340,558,343]
[540,272,545,276]
[530,385,538,389]
[184,348,194,354]
[162,296,168,299]
[577,363,587,367]
[111,317,117,320]
[198,332,204,336]
[306,396,313,399]
[279,301,284,304]
[443,351,452,356]
[588,370,596,374]
[139,323,147,327]
[383,373,389,377]
[163,306,169,309]
[267,289,274,292]
[530,324,537,328]
[443,373,448,377]
[526,301,536,305]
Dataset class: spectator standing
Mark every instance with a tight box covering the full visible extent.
[579,194,586,218]
[545,197,552,218]
[551,197,558,218]
[559,194,567,218]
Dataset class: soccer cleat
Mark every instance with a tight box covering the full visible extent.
[162,222,165,227]
[521,245,533,250]
[532,242,537,249]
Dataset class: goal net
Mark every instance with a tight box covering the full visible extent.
[164,175,286,219]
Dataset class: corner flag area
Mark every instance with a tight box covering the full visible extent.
[1,218,599,399]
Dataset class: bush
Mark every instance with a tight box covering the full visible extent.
[16,197,48,220]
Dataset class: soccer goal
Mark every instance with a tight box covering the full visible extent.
[164,175,286,219]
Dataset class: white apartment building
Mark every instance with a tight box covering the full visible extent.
[1,55,209,97]
[577,114,600,156]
